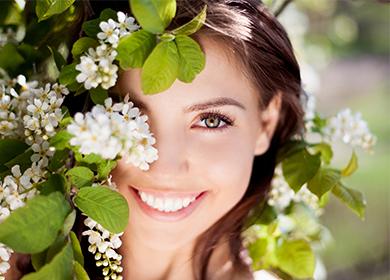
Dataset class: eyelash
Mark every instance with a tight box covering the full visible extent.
[196,109,235,132]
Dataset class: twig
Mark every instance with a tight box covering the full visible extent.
[274,0,294,17]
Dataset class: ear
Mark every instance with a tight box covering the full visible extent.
[254,92,282,156]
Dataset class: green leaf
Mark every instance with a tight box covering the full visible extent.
[35,0,75,22]
[48,46,66,71]
[4,148,33,174]
[247,237,268,265]
[341,151,358,177]
[307,168,341,199]
[97,160,117,180]
[0,192,70,254]
[59,63,78,86]
[48,149,70,172]
[66,166,94,189]
[39,173,67,195]
[22,242,73,280]
[275,238,315,278]
[310,142,333,165]
[70,231,84,266]
[0,139,28,166]
[72,37,99,58]
[171,4,207,35]
[276,140,307,164]
[130,0,176,34]
[116,30,156,69]
[49,130,73,150]
[90,87,108,105]
[62,210,76,237]
[141,40,179,94]
[73,261,90,280]
[0,43,25,74]
[82,18,101,38]
[99,8,117,21]
[73,186,129,233]
[332,183,366,220]
[282,149,321,192]
[175,35,205,83]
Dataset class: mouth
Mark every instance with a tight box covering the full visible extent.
[129,186,208,222]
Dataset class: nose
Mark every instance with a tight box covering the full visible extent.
[146,123,190,179]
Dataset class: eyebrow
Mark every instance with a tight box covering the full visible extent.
[127,96,246,113]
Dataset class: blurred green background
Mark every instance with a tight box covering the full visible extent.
[274,0,389,279]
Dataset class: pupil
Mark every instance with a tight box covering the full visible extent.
[206,117,220,128]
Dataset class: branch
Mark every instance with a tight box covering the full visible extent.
[274,0,294,17]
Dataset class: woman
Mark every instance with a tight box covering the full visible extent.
[6,0,303,279]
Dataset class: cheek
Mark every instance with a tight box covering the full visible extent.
[195,132,255,198]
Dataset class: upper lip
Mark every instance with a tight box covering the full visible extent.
[130,185,205,199]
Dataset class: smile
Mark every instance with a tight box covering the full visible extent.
[129,186,208,222]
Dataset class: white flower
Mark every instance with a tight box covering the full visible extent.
[76,55,99,89]
[98,19,120,46]
[323,108,376,152]
[0,243,13,275]
[116,12,140,37]
[31,140,55,167]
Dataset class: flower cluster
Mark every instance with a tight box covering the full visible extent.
[67,95,158,171]
[82,217,124,280]
[323,108,376,152]
[0,243,12,278]
[0,27,17,47]
[76,12,140,90]
[267,166,322,216]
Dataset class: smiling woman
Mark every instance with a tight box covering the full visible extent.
[101,1,303,279]
[3,0,302,279]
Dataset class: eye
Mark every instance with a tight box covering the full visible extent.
[195,109,235,132]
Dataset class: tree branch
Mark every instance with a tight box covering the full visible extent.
[274,0,294,17]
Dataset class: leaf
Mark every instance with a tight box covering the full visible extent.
[307,168,341,199]
[171,4,207,35]
[49,130,73,150]
[310,142,333,165]
[0,43,25,74]
[97,160,117,180]
[3,148,33,175]
[62,210,76,237]
[73,261,90,280]
[247,237,268,265]
[90,87,108,105]
[141,40,180,94]
[59,63,78,86]
[39,173,67,195]
[175,35,205,83]
[70,231,84,266]
[48,149,70,172]
[22,242,73,280]
[116,30,156,69]
[73,186,129,233]
[71,37,98,58]
[82,18,101,38]
[66,166,94,189]
[332,183,366,220]
[35,0,75,22]
[276,140,307,164]
[130,0,176,34]
[282,149,321,192]
[0,139,28,166]
[0,192,70,254]
[48,46,66,71]
[275,238,315,278]
[341,151,358,177]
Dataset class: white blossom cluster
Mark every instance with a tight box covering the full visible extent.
[67,95,158,171]
[82,217,124,280]
[267,166,322,216]
[0,243,13,278]
[0,27,17,47]
[301,91,317,131]
[323,108,376,152]
[76,12,140,90]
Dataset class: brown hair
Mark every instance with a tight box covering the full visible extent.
[12,0,304,279]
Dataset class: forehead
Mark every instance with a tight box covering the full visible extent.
[115,36,259,106]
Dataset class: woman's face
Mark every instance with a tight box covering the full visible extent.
[110,36,279,250]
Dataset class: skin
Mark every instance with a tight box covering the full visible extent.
[110,36,281,280]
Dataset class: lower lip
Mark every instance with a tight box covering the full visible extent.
[129,187,208,222]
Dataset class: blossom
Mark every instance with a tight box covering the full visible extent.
[98,19,120,46]
[0,243,13,276]
[323,108,377,152]
[67,96,158,170]
[82,217,123,280]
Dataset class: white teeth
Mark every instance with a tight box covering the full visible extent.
[138,191,198,212]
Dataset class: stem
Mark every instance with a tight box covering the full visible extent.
[274,0,294,17]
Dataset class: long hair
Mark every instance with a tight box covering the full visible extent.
[14,1,304,279]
